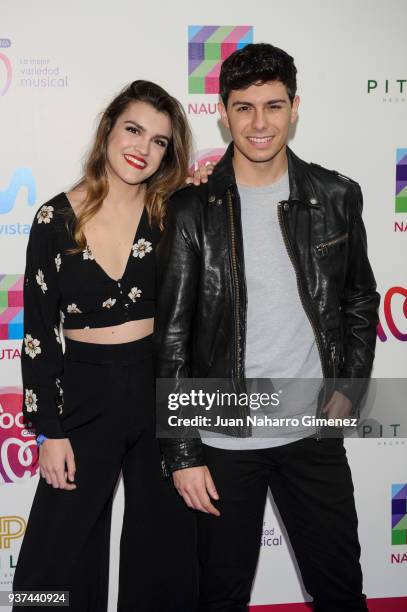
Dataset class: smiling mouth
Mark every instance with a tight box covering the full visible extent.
[124,154,147,169]
[247,136,274,144]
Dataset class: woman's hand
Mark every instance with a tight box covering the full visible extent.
[39,438,77,490]
[186,161,216,186]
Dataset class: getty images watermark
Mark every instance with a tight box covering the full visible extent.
[156,378,407,439]
[166,388,358,429]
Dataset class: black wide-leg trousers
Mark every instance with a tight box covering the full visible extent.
[198,437,368,612]
[13,336,198,612]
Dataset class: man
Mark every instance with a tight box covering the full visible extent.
[154,43,380,611]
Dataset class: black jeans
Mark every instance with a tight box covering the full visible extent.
[198,437,368,612]
[13,335,198,612]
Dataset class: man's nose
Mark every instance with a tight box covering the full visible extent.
[252,110,267,131]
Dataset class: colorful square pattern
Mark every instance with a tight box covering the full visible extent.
[392,484,407,545]
[0,274,24,340]
[188,26,253,94]
[396,149,407,213]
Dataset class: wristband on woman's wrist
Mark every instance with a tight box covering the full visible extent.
[36,434,49,446]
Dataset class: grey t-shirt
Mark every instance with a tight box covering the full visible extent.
[201,171,323,449]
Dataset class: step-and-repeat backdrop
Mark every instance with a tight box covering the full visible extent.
[1,1,406,610]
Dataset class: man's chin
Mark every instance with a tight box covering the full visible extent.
[240,149,278,164]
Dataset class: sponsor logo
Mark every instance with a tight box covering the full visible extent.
[0,387,38,485]
[0,168,36,215]
[392,484,407,545]
[0,347,21,360]
[0,169,35,236]
[0,516,26,549]
[367,79,407,103]
[188,101,222,116]
[261,521,283,548]
[377,286,407,342]
[19,57,68,89]
[188,26,253,94]
[0,38,69,92]
[396,149,407,213]
[189,148,226,173]
[0,39,12,96]
[358,420,401,438]
[0,275,24,341]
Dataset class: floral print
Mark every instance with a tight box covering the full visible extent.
[55,378,64,415]
[37,205,54,224]
[36,269,47,293]
[22,193,157,435]
[132,238,152,259]
[102,298,116,309]
[24,334,42,359]
[25,389,38,412]
[67,303,82,314]
[128,287,142,302]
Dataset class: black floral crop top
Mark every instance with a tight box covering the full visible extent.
[21,192,160,438]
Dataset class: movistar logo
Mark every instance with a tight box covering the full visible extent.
[0,169,36,214]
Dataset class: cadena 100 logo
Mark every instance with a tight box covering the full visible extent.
[188,26,253,94]
[0,387,38,485]
[377,286,407,342]
[0,39,12,96]
[189,148,226,174]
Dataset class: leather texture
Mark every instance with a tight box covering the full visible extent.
[154,143,380,473]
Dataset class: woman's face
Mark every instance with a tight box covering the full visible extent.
[106,100,172,186]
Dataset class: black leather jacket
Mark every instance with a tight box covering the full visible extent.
[154,143,380,473]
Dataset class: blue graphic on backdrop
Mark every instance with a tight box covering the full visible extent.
[0,169,36,214]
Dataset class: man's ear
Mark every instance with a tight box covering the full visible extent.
[219,101,230,130]
[290,95,300,125]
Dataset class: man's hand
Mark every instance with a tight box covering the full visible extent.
[173,465,220,516]
[39,438,77,491]
[321,390,353,418]
[186,162,215,186]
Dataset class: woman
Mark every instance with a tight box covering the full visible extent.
[13,80,210,611]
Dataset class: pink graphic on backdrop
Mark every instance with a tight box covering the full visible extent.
[189,147,226,174]
[0,387,38,484]
[0,53,12,96]
[377,286,407,342]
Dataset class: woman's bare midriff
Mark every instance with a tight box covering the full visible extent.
[63,318,154,344]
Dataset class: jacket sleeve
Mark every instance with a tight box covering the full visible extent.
[154,192,205,473]
[21,205,65,438]
[336,182,380,409]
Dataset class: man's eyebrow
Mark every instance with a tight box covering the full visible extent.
[124,120,170,142]
[231,98,288,107]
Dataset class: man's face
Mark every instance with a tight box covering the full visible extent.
[220,80,299,164]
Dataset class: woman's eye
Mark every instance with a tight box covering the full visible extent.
[155,139,167,148]
[126,126,139,134]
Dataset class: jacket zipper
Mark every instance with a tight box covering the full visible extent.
[315,233,348,257]
[227,189,241,381]
[330,342,339,379]
[277,201,328,440]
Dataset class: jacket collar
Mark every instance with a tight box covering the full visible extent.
[209,141,320,207]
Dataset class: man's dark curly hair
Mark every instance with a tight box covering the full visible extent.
[220,43,297,106]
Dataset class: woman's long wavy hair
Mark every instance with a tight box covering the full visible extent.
[68,80,192,253]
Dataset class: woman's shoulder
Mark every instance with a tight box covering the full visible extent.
[35,192,70,219]
[29,192,72,244]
